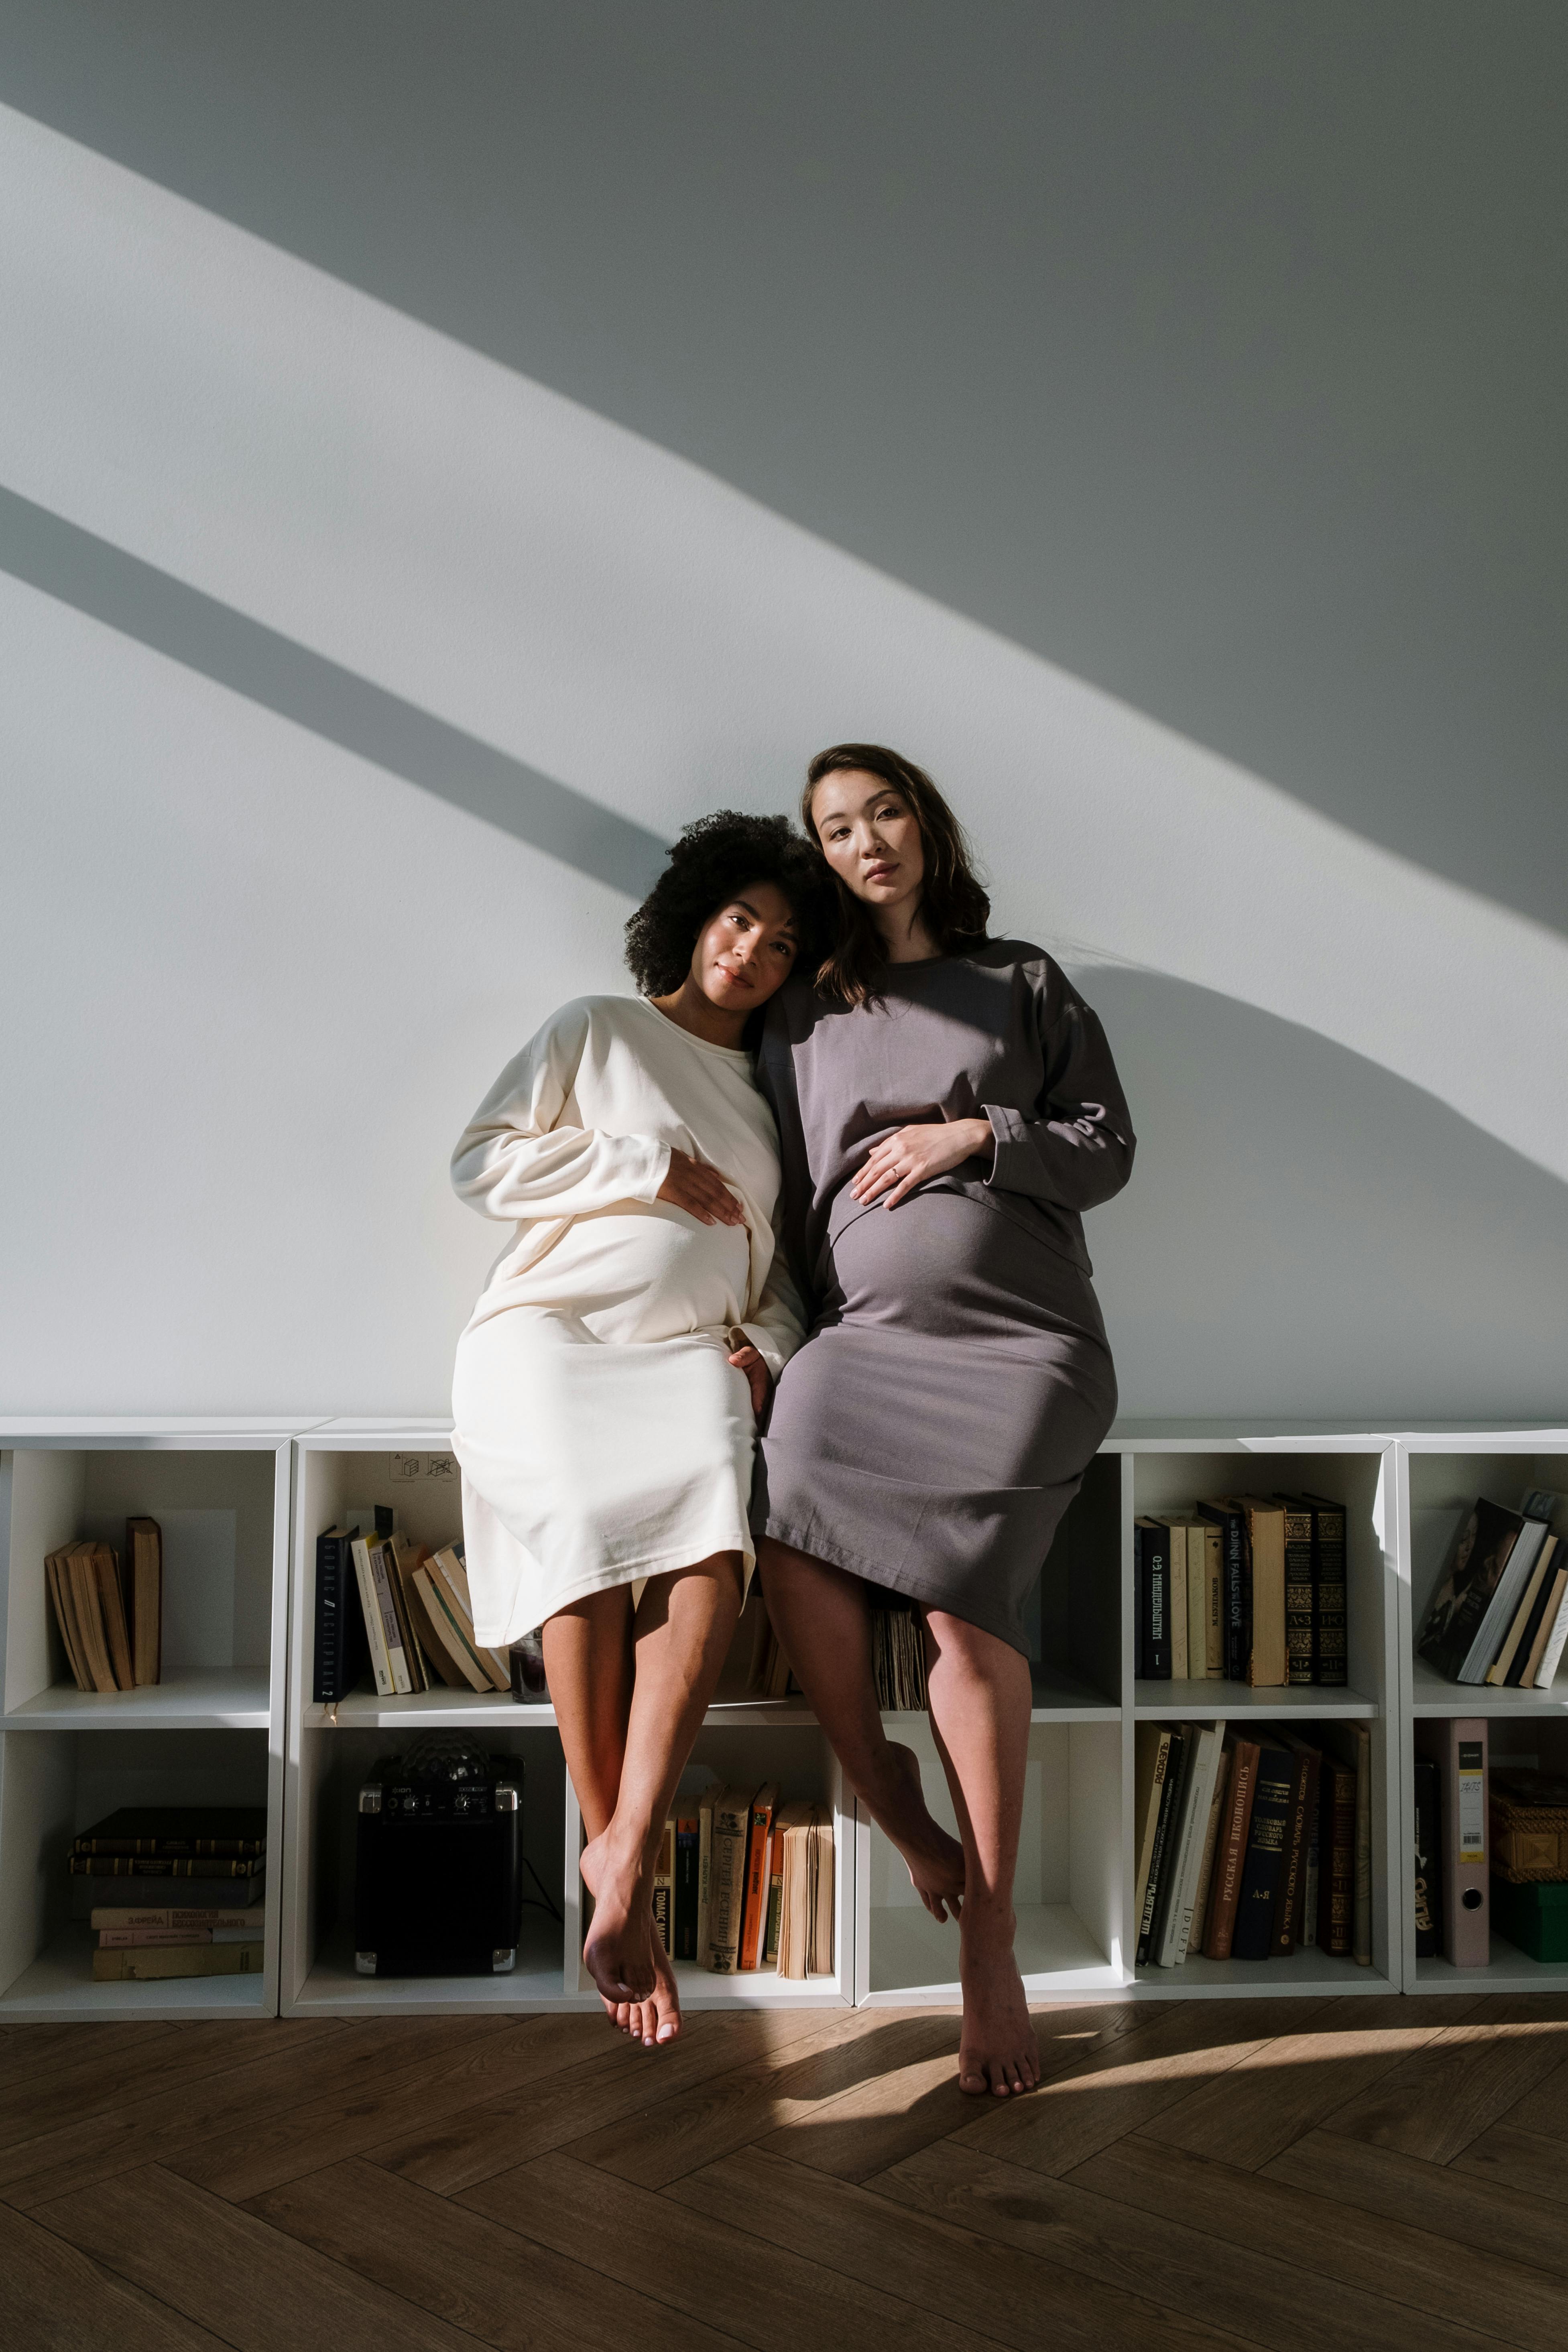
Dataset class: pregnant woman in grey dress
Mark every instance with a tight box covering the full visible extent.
[754,742,1135,2096]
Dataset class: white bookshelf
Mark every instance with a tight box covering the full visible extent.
[7,1417,1565,2019]
[0,1421,301,2019]
[1398,1433,1568,1995]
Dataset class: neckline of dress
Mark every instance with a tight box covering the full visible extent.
[632,994,754,1064]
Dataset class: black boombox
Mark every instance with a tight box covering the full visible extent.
[354,1734,523,1976]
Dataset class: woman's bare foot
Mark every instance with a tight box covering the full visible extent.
[957,1904,1039,2095]
[861,1742,967,1920]
[580,1828,659,2008]
[621,1934,682,2049]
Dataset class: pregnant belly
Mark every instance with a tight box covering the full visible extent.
[503,1201,752,1344]
[826,1189,1109,1354]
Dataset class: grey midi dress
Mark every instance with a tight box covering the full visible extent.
[753,940,1135,1655]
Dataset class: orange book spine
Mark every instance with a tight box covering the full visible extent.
[738,1790,776,1970]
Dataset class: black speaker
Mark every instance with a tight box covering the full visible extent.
[354,1734,523,1976]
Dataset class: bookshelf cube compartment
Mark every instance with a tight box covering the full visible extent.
[856,1717,1124,2003]
[1128,1447,1394,1720]
[0,1726,274,2017]
[283,1718,569,2015]
[1405,1445,1568,1719]
[1406,1711,1568,1995]
[565,1718,854,2009]
[1023,1451,1123,1717]
[0,1442,287,1728]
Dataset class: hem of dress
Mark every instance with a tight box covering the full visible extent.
[473,1531,755,1645]
[757,1516,1029,1659]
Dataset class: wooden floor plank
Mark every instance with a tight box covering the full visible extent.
[944,1996,1333,2179]
[167,2009,626,2203]
[0,2195,232,2352]
[1450,2120,1568,2210]
[0,2019,329,2158]
[663,2136,1257,2352]
[0,2013,515,2207]
[1484,2047,1568,2139]
[30,2163,481,2352]
[1135,1996,1483,2172]
[1314,2000,1568,2165]
[0,2021,179,2095]
[873,2138,1508,2352]
[366,2006,830,2196]
[1264,2126,1568,2282]
[1071,2131,1568,2352]
[246,2153,746,2352]
[459,2148,998,2352]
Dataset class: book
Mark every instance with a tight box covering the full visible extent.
[1298,1756,1321,1949]
[66,1542,120,1693]
[45,1545,90,1691]
[1488,1534,1556,1686]
[72,1808,266,1858]
[1203,1735,1259,1960]
[1134,1519,1171,1680]
[386,1535,434,1692]
[706,1785,754,1972]
[313,1527,369,1704]
[1279,1500,1315,1686]
[73,1872,264,1916]
[1197,1500,1250,1682]
[1188,1740,1232,1955]
[1166,1530,1189,1681]
[651,1819,675,1958]
[1460,1511,1551,1683]
[1503,1535,1560,1686]
[428,1546,512,1692]
[1416,1498,1524,1681]
[68,1853,264,1879]
[1300,1492,1348,1687]
[1184,1526,1208,1683]
[367,1537,414,1695]
[1411,1755,1442,1960]
[1319,1720,1372,1964]
[1236,1498,1287,1687]
[351,1535,395,1698]
[1131,1723,1173,1951]
[1269,1736,1320,1957]
[1316,1754,1357,1957]
[697,1785,716,1964]
[1230,1740,1295,1960]
[673,1813,700,1962]
[98,1926,260,1946]
[90,1903,266,1931]
[92,1543,136,1692]
[763,1826,785,1966]
[1157,1721,1225,1968]
[125,1515,163,1686]
[870,1602,927,1710]
[738,1783,779,1970]
[411,1565,493,1694]
[93,1941,265,1980]
[773,1800,817,1979]
[1137,1724,1187,1964]
[1530,1563,1568,1689]
[1201,1522,1224,1677]
[809,1807,834,1976]
[1419,1716,1489,1966]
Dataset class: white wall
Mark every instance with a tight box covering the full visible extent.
[0,35,1564,1423]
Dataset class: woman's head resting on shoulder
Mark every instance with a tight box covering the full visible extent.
[624,809,829,1045]
[802,743,990,1003]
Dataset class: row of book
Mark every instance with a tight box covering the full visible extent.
[1135,1494,1347,1689]
[1413,1720,1568,1966]
[46,1519,163,1693]
[1416,1489,1568,1689]
[314,1514,520,1703]
[646,1783,834,1978]
[1134,1717,1371,1968]
[65,1808,267,1980]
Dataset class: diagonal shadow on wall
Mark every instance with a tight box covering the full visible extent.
[0,482,667,902]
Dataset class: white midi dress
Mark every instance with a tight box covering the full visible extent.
[449,994,804,1647]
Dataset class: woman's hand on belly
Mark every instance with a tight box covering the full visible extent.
[726,1329,771,1417]
[657,1146,746,1226]
[850,1117,994,1209]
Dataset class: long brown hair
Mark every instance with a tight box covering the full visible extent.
[801,743,990,1005]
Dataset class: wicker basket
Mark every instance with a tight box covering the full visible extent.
[1490,1770,1568,1884]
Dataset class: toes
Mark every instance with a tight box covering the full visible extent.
[958,2063,988,2096]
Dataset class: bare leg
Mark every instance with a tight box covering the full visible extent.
[541,1587,637,2031]
[923,1608,1039,2096]
[575,1553,743,2044]
[758,1537,965,1919]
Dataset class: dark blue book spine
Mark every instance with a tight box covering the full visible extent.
[1231,1742,1294,1959]
[1137,1524,1171,1679]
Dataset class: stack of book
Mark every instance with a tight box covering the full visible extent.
[313,1517,513,1703]
[67,1807,266,1979]
[46,1519,162,1693]
[1134,1717,1371,1968]
[644,1784,834,1979]
[1415,1489,1568,1689]
[871,1603,928,1711]
[1135,1494,1348,1689]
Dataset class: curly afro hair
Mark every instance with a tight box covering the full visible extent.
[624,809,827,999]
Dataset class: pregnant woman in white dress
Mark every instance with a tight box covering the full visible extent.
[450,813,819,2047]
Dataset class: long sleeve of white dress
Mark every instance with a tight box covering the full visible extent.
[451,1001,672,1224]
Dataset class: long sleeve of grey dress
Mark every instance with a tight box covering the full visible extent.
[753,939,1135,1654]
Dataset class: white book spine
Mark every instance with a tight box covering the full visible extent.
[351,1537,394,1697]
[1459,1520,1547,1681]
[1533,1582,1568,1689]
[1163,1725,1222,1967]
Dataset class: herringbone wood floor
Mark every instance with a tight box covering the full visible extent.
[0,1992,1566,2352]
